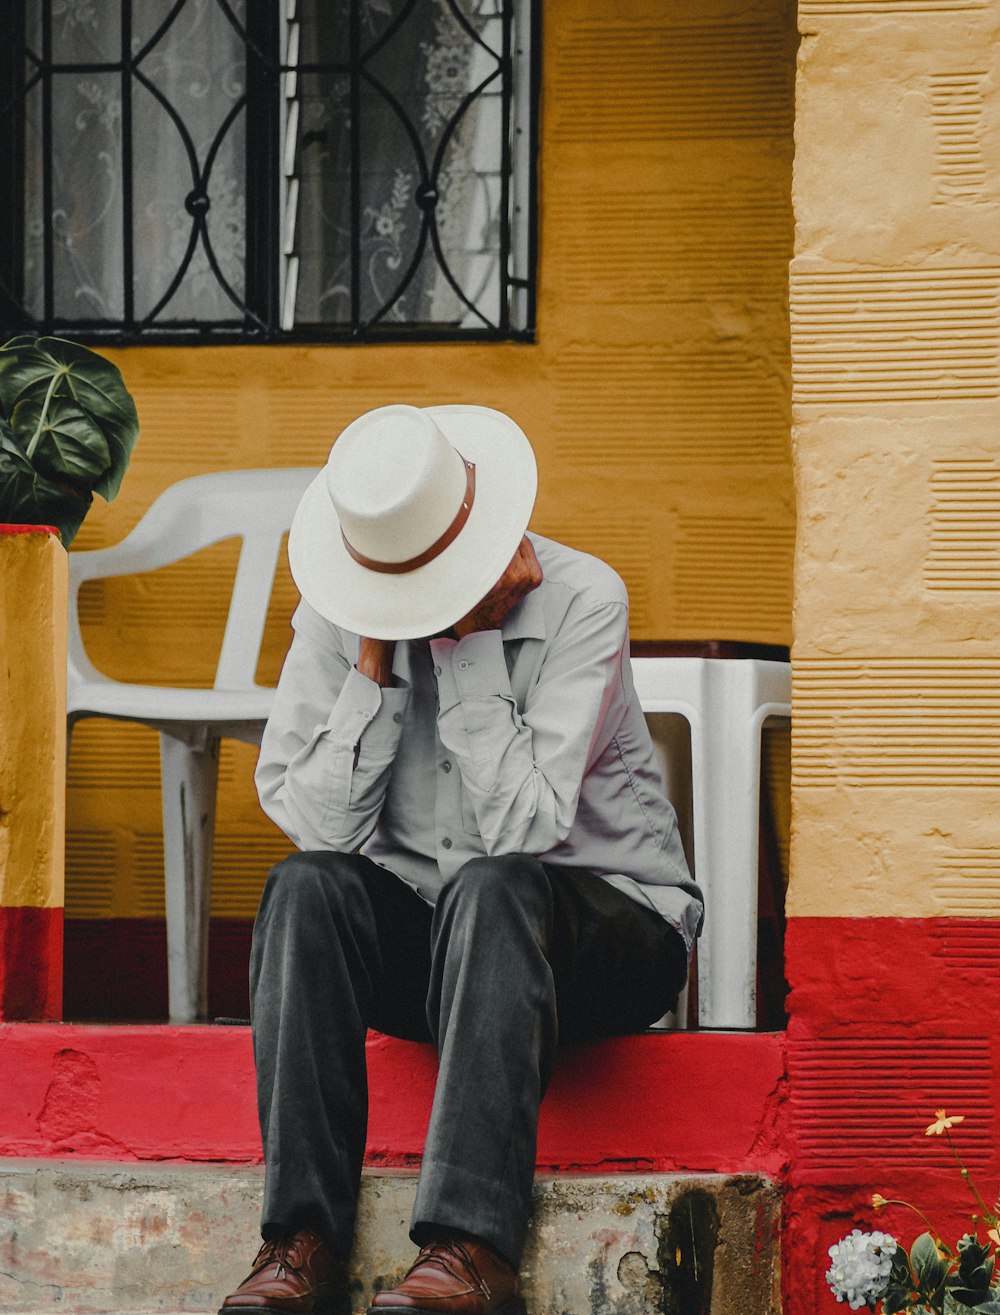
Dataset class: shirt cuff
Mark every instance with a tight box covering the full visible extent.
[430,629,511,704]
[327,664,411,742]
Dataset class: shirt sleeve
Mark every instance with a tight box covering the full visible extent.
[255,605,410,852]
[430,597,628,856]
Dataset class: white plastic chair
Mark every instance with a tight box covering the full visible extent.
[67,468,318,1023]
[631,656,792,1030]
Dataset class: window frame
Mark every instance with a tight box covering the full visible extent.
[0,0,539,346]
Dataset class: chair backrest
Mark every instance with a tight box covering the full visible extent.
[68,468,319,692]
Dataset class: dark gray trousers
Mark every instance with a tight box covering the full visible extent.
[250,852,688,1268]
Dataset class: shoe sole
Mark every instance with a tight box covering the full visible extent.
[366,1300,526,1315]
[221,1299,350,1315]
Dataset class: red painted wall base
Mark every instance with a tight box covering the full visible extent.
[0,906,63,1021]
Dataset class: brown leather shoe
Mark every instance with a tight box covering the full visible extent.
[368,1236,525,1314]
[220,1228,349,1315]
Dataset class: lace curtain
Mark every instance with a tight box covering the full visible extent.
[21,0,512,332]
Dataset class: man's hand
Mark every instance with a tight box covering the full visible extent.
[453,537,543,639]
[357,637,396,687]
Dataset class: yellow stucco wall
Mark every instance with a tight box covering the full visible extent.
[787,1,1000,918]
[66,0,797,922]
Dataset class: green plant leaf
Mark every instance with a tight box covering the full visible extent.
[11,395,111,485]
[0,419,92,544]
[0,335,139,500]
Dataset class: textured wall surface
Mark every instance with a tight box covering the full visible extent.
[785,1,1000,1311]
[63,0,797,949]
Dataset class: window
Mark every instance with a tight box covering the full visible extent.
[0,0,538,343]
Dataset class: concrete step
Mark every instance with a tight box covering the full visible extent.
[0,1161,780,1314]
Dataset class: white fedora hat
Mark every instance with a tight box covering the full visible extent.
[288,403,538,640]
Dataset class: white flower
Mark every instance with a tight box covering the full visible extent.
[825,1229,898,1309]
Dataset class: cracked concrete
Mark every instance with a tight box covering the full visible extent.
[0,1162,779,1314]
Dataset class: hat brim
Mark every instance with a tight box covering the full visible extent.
[287,405,538,640]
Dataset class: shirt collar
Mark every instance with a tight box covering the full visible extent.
[501,583,547,642]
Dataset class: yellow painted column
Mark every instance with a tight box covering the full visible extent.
[784,5,1000,1312]
[787,2,1000,922]
[0,526,67,1019]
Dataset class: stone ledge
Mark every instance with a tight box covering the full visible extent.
[0,1160,780,1315]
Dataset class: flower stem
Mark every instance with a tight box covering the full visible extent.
[946,1129,992,1219]
[878,1199,955,1257]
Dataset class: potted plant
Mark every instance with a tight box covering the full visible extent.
[0,335,139,544]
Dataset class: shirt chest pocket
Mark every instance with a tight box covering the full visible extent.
[433,750,485,839]
[458,773,484,838]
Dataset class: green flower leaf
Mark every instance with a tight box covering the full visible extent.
[883,1283,914,1313]
[912,1232,948,1302]
[883,1246,916,1313]
[949,1236,996,1307]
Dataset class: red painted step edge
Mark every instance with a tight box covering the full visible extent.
[0,524,60,536]
[0,1023,787,1175]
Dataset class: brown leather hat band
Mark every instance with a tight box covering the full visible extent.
[341,458,476,575]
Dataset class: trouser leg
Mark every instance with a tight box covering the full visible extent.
[251,851,433,1256]
[411,855,689,1268]
[412,855,556,1268]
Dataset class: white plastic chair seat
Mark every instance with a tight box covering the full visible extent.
[70,678,275,735]
[631,655,792,1030]
[67,468,318,1024]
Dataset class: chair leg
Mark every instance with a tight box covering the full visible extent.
[645,712,695,1029]
[159,731,220,1023]
[692,666,763,1031]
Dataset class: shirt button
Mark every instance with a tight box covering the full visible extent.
[458,660,470,670]
[441,760,452,773]
[433,665,442,677]
[393,712,403,724]
[361,710,372,720]
[441,837,453,849]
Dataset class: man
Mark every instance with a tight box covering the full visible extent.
[221,404,703,1315]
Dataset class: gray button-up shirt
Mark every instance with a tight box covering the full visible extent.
[256,533,704,951]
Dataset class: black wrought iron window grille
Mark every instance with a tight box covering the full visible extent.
[0,0,538,344]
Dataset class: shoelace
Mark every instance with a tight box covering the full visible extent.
[409,1238,491,1299]
[253,1237,305,1278]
